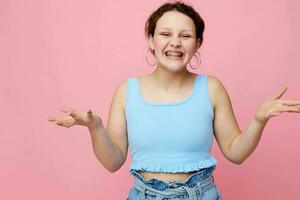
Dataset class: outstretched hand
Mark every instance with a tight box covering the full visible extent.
[47,107,103,129]
[255,86,300,124]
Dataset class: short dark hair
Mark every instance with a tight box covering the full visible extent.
[145,1,205,45]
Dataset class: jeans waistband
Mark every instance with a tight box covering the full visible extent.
[130,165,216,191]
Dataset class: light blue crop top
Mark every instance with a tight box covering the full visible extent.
[125,74,217,173]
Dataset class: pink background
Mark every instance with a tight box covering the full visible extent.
[1,0,299,199]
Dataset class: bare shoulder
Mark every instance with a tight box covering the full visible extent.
[207,75,224,89]
[112,79,128,112]
[206,75,227,109]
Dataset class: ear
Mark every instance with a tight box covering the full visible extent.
[196,38,202,49]
[149,35,154,50]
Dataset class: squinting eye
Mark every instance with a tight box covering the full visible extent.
[160,33,170,36]
[182,35,191,38]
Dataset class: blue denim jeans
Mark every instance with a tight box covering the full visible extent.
[127,165,222,200]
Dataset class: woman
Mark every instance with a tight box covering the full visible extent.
[48,2,300,200]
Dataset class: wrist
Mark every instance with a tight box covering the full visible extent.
[254,117,268,127]
[87,116,103,131]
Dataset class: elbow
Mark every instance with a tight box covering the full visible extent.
[105,157,126,173]
[233,160,244,165]
[95,151,126,173]
[226,147,245,165]
[106,164,122,173]
[226,153,244,165]
[107,167,118,173]
[230,157,244,165]
[95,157,124,173]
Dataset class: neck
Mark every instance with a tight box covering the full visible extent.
[150,67,193,92]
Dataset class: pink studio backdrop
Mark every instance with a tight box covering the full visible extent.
[1,0,299,199]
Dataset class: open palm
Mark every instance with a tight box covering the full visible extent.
[47,107,102,129]
[255,86,300,123]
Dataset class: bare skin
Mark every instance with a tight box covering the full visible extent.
[48,108,102,129]
[47,72,300,182]
[139,171,195,182]
[47,10,300,182]
[47,73,201,182]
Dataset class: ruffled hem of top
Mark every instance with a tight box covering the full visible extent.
[129,157,217,173]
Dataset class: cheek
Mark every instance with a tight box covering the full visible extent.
[153,38,168,51]
[183,41,197,53]
[153,37,170,50]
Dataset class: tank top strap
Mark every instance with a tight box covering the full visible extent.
[198,74,207,93]
[193,74,202,95]
[196,74,214,117]
[199,74,210,99]
[125,77,140,109]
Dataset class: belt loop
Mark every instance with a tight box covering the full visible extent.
[143,188,146,199]
[154,196,164,200]
[196,182,203,198]
[181,186,197,200]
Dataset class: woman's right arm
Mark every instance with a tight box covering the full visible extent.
[88,80,128,172]
[48,80,129,173]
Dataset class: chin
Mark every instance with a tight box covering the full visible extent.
[165,65,187,72]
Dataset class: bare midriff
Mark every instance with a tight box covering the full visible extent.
[138,171,196,182]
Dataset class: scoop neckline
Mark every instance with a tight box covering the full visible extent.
[137,74,200,106]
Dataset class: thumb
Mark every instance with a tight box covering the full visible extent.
[87,109,93,119]
[271,85,288,100]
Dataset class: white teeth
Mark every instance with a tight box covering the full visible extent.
[165,51,183,57]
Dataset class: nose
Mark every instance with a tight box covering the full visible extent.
[170,36,181,47]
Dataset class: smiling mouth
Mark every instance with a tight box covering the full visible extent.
[164,51,184,59]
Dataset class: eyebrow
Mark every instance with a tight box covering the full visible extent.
[157,27,194,32]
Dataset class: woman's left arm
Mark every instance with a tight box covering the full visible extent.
[208,76,300,164]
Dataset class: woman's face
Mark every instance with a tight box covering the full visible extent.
[149,10,201,72]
